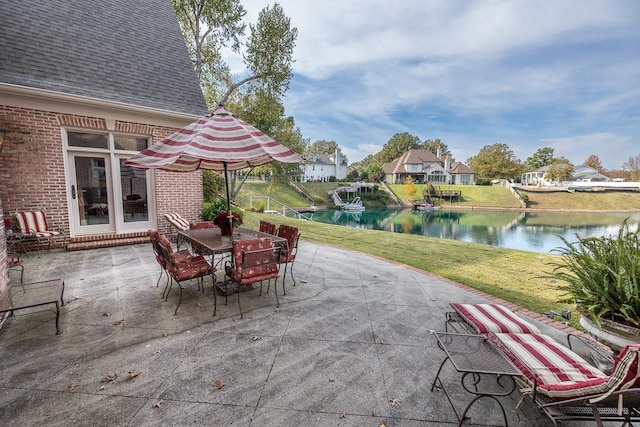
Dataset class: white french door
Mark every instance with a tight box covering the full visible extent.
[65,131,155,236]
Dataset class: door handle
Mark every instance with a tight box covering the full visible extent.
[71,185,76,199]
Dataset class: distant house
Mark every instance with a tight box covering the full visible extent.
[0,0,207,258]
[522,165,611,186]
[301,148,348,182]
[382,148,474,185]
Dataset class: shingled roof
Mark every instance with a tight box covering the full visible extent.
[0,0,207,116]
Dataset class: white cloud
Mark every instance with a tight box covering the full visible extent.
[222,0,640,167]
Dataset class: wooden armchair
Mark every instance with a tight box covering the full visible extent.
[224,238,281,319]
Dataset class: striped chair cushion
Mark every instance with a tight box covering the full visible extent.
[494,333,640,400]
[164,213,190,231]
[16,211,62,237]
[451,303,541,334]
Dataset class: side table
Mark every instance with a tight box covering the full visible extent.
[430,331,521,426]
[0,279,65,334]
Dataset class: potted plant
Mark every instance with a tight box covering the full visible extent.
[547,219,640,350]
[213,211,243,236]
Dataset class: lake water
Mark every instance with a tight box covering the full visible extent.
[302,209,640,253]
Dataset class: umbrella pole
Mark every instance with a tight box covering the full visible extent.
[223,162,233,235]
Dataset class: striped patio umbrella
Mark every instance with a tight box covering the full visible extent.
[124,105,304,224]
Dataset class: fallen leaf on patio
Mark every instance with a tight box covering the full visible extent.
[162,331,169,338]
[339,413,346,418]
[68,380,79,391]
[127,371,141,379]
[197,302,202,307]
[152,399,163,408]
[153,349,162,355]
[113,319,125,326]
[274,308,281,314]
[379,422,387,427]
[301,279,308,283]
[380,340,385,344]
[213,379,226,389]
[102,312,111,317]
[389,398,401,407]
[328,377,335,382]
[252,336,262,341]
[101,373,118,382]
[99,385,105,390]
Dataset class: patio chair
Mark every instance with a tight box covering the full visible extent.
[14,210,66,253]
[156,235,215,315]
[164,213,190,248]
[224,238,281,319]
[275,224,300,295]
[148,229,197,291]
[259,220,277,235]
[7,251,25,283]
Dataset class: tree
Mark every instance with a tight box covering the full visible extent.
[174,1,297,106]
[376,132,422,164]
[583,155,602,171]
[308,140,338,155]
[173,0,246,82]
[545,158,574,183]
[525,147,554,170]
[422,139,453,160]
[366,164,385,181]
[403,176,417,198]
[466,143,523,181]
[623,154,640,181]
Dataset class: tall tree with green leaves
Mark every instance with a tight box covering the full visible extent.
[525,147,555,170]
[308,140,338,155]
[466,143,523,180]
[422,139,453,160]
[546,158,574,182]
[173,0,246,86]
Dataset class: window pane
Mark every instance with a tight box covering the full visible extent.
[68,132,108,149]
[115,135,148,151]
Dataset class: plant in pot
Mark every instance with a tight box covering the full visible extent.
[546,219,640,351]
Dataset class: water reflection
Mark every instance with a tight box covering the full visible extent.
[304,209,640,253]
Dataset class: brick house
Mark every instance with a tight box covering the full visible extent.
[0,0,207,294]
[382,148,475,185]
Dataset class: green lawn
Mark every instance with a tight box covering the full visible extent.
[243,211,577,327]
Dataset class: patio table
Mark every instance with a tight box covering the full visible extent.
[178,227,286,296]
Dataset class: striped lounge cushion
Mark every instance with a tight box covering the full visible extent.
[494,333,640,400]
[451,303,541,334]
[164,213,190,231]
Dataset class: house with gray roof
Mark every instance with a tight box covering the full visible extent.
[301,147,348,182]
[0,0,207,263]
[382,148,474,185]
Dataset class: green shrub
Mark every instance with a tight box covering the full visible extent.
[546,219,640,328]
[203,199,244,221]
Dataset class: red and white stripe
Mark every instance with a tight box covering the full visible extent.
[124,105,304,172]
[494,333,640,400]
[452,303,541,334]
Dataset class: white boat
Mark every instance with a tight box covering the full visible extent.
[340,196,366,211]
[416,203,441,212]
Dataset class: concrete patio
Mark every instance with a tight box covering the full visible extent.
[0,239,605,426]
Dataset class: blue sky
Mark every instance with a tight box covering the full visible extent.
[225,0,640,169]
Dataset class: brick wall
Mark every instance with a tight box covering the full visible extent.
[0,198,8,298]
[0,105,202,240]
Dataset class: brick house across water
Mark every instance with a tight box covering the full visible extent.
[0,0,207,294]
